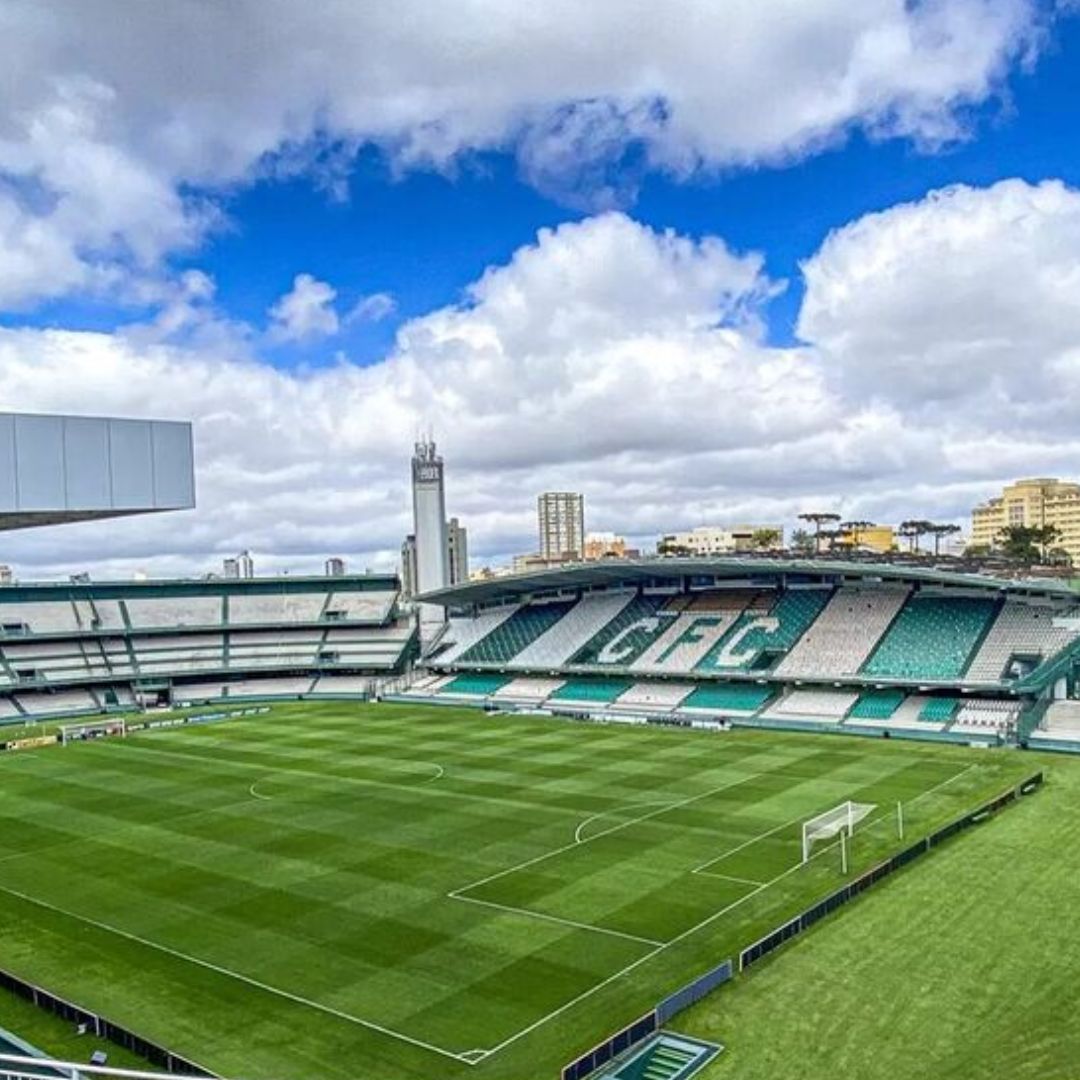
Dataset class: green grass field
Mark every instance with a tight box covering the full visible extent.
[0,703,1048,1078]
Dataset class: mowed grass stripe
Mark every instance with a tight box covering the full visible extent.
[0,703,1035,1080]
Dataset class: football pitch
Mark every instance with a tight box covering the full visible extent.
[0,704,1038,1079]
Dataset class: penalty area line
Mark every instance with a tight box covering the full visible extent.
[448,891,664,947]
[0,882,473,1066]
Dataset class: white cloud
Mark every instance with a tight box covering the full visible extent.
[268,273,340,341]
[4,184,1080,578]
[799,178,1080,436]
[347,292,396,324]
[0,0,1046,306]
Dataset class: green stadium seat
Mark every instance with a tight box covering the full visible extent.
[549,678,632,703]
[861,596,998,680]
[695,589,831,672]
[919,696,959,723]
[459,602,574,665]
[681,683,773,712]
[442,673,511,696]
[848,688,905,720]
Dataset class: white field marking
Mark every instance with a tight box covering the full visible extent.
[0,882,472,1066]
[574,799,676,844]
[691,809,806,874]
[695,871,765,887]
[449,892,663,947]
[118,739,550,817]
[247,761,442,802]
[453,767,769,899]
[479,758,982,1059]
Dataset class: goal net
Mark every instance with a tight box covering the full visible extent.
[59,718,127,746]
[802,800,875,863]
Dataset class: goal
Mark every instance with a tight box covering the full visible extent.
[801,800,875,863]
[59,718,127,746]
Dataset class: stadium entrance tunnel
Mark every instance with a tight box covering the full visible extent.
[591,1034,721,1080]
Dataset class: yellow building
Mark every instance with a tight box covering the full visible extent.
[837,524,895,553]
[971,478,1080,560]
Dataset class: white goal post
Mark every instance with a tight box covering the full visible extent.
[801,800,875,863]
[59,718,127,746]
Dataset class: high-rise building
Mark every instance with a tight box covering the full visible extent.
[400,534,417,599]
[223,557,239,579]
[538,491,584,562]
[325,557,346,577]
[0,565,11,585]
[237,550,255,579]
[972,478,1080,561]
[411,440,450,625]
[447,517,468,585]
[401,518,467,599]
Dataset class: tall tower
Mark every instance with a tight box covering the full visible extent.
[411,439,450,626]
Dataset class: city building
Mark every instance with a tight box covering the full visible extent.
[837,524,895,553]
[446,517,468,586]
[0,564,11,585]
[538,491,584,562]
[325,557,346,577]
[972,478,1080,562]
[583,532,628,560]
[657,524,784,556]
[237,550,255,579]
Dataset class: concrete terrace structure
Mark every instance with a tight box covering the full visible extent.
[0,412,194,530]
[0,574,414,719]
[413,557,1080,748]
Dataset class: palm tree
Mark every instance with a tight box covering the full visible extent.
[840,520,874,549]
[927,523,961,556]
[798,512,840,555]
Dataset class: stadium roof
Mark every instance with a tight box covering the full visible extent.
[0,411,194,531]
[421,556,1079,607]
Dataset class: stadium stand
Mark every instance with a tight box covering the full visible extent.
[776,586,909,678]
[494,676,567,702]
[862,594,998,680]
[550,678,633,704]
[458,601,575,665]
[964,601,1080,682]
[632,608,746,673]
[437,607,520,665]
[441,673,511,696]
[569,594,671,666]
[1036,700,1080,743]
[762,688,860,725]
[847,687,905,721]
[0,576,411,719]
[918,697,959,723]
[511,591,633,668]
[680,683,774,713]
[950,698,1019,735]
[616,681,696,710]
[695,588,831,672]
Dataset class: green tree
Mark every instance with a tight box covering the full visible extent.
[995,524,1062,563]
[790,528,814,555]
[750,528,781,550]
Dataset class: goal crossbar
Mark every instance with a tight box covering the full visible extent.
[59,718,127,746]
[801,800,875,863]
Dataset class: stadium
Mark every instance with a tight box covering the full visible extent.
[0,415,1077,1080]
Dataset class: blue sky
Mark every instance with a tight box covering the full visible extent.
[17,11,1080,360]
[3,1,1080,576]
